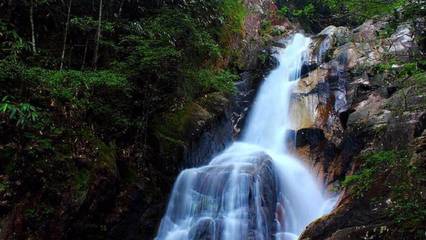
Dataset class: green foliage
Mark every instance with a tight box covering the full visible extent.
[342,151,401,197]
[378,22,399,38]
[22,68,130,109]
[0,20,31,59]
[154,104,192,141]
[0,97,39,127]
[412,71,426,85]
[292,3,315,18]
[279,0,408,29]
[70,17,115,33]
[74,169,90,203]
[342,168,375,196]
[0,0,249,238]
[217,0,247,61]
[185,68,237,96]
[219,0,246,34]
[278,6,290,17]
[341,0,405,22]
[118,8,239,100]
[0,180,9,193]
[342,150,426,230]
[278,3,314,21]
[321,0,339,10]
[374,59,426,87]
[402,0,426,20]
[257,51,268,66]
[386,153,426,231]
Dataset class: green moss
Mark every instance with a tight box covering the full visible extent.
[0,179,8,193]
[413,71,426,86]
[197,92,229,115]
[74,169,90,203]
[342,149,425,231]
[78,129,118,172]
[220,0,247,35]
[387,155,426,230]
[152,93,228,158]
[38,69,129,107]
[186,68,237,96]
[154,106,191,141]
[24,208,38,219]
[154,132,186,158]
[373,124,388,135]
[342,168,375,196]
[342,151,401,197]
[97,142,118,172]
[121,166,138,184]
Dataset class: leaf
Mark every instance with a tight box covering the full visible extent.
[9,107,16,119]
[0,103,9,112]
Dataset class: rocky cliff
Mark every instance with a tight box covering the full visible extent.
[289,15,425,239]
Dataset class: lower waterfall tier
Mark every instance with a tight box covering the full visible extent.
[156,144,278,240]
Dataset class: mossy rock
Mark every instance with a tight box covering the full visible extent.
[73,168,90,204]
[70,129,118,204]
[152,92,230,168]
[154,92,229,142]
[197,92,230,115]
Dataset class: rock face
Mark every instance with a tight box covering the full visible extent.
[290,15,421,183]
[232,52,279,137]
[292,15,426,240]
[183,93,234,168]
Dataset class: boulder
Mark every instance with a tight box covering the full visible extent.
[308,26,351,66]
[385,23,417,60]
[188,218,216,240]
[296,128,326,148]
[156,149,279,240]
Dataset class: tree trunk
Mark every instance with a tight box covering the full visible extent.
[118,0,125,18]
[30,0,36,54]
[81,38,89,70]
[60,0,73,70]
[93,0,102,70]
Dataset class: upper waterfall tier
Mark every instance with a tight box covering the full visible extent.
[242,34,311,153]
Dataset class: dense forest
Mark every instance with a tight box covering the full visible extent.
[0,0,425,239]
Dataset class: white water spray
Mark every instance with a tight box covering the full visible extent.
[155,34,336,240]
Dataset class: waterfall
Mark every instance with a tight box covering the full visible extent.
[155,34,337,240]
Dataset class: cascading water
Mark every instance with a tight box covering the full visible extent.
[155,34,337,240]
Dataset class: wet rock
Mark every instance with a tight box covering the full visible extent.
[296,128,326,148]
[188,218,216,240]
[386,23,417,60]
[184,93,233,168]
[238,0,280,70]
[347,93,386,130]
[153,92,233,171]
[297,15,425,239]
[156,151,278,240]
[308,26,351,66]
[300,62,318,78]
[352,19,388,42]
[232,52,279,137]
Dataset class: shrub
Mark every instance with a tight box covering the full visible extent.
[342,151,400,197]
[0,96,40,128]
[342,150,425,231]
[191,68,237,94]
